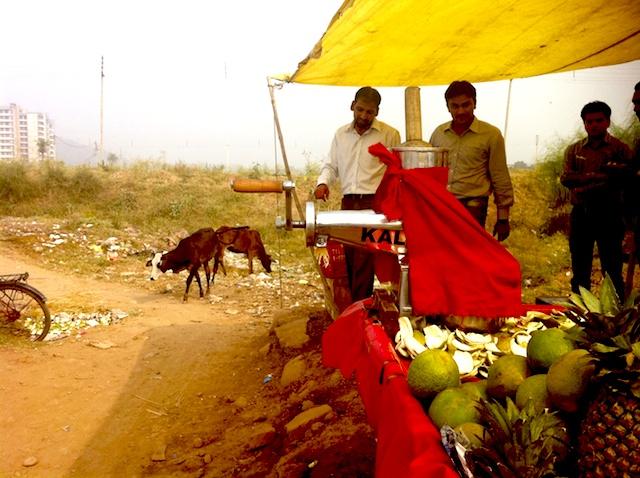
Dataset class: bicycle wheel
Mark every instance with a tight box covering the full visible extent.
[0,282,51,341]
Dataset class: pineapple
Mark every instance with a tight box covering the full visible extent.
[464,398,569,478]
[563,275,640,478]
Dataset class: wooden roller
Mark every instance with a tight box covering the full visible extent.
[230,178,284,193]
[403,86,430,147]
[405,86,422,143]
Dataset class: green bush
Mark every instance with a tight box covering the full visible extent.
[0,161,38,204]
[70,166,104,201]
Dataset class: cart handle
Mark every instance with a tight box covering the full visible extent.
[230,179,290,193]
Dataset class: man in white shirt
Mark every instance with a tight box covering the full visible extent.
[314,86,401,302]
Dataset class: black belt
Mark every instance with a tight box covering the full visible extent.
[343,194,375,200]
[458,196,488,207]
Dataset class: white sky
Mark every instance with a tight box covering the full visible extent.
[1,0,639,168]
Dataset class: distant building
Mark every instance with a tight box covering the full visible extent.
[0,103,56,160]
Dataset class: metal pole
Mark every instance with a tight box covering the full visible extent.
[267,78,339,318]
[267,79,304,220]
[625,236,636,298]
[504,79,513,142]
[99,56,104,166]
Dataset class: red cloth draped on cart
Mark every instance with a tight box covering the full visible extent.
[322,301,460,478]
[369,143,523,318]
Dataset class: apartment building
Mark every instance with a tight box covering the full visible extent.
[0,103,56,160]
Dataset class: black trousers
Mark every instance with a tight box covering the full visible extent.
[458,196,489,228]
[341,194,376,302]
[632,214,640,265]
[569,203,625,297]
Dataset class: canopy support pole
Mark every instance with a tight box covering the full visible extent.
[267,79,304,219]
[267,78,339,318]
[504,79,513,142]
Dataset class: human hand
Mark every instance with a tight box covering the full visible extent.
[314,184,329,201]
[602,162,630,179]
[493,219,510,242]
[586,171,608,181]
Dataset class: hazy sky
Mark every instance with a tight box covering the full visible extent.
[1,0,639,169]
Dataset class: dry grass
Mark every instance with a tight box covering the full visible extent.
[0,158,631,305]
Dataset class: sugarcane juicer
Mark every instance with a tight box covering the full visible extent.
[231,177,408,322]
[232,87,448,330]
[231,175,447,328]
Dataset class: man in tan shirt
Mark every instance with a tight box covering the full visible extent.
[430,80,514,241]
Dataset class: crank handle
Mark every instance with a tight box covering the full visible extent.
[230,179,294,193]
[231,178,297,230]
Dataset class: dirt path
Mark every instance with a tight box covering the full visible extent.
[0,246,376,478]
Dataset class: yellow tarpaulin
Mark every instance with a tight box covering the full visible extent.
[289,0,640,86]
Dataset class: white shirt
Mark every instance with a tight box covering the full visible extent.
[317,119,401,195]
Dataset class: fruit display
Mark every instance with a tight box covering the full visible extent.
[397,275,640,478]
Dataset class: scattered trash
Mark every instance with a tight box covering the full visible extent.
[22,456,38,467]
[151,445,167,462]
[88,341,116,350]
[146,408,167,416]
[263,374,273,384]
[44,310,129,341]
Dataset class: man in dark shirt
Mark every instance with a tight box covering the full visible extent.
[561,101,632,297]
[630,82,640,266]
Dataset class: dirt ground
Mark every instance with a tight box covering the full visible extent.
[0,245,376,477]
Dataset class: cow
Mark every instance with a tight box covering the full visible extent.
[213,226,272,280]
[146,227,220,302]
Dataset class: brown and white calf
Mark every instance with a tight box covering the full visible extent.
[147,227,220,302]
[213,226,272,279]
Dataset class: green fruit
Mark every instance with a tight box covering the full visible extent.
[515,374,551,412]
[486,355,531,400]
[428,387,480,429]
[460,380,488,402]
[407,349,460,399]
[454,422,486,448]
[526,328,575,371]
[547,349,595,413]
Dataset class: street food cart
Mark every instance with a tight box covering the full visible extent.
[252,1,639,476]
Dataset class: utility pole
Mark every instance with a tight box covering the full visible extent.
[99,56,104,166]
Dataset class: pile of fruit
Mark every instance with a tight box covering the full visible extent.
[399,276,640,478]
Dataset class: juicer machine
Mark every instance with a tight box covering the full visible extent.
[232,87,448,319]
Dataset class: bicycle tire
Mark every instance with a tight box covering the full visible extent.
[0,282,51,341]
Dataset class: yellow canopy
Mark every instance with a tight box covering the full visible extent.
[289,0,640,86]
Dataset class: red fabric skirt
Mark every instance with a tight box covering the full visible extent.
[322,301,461,478]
